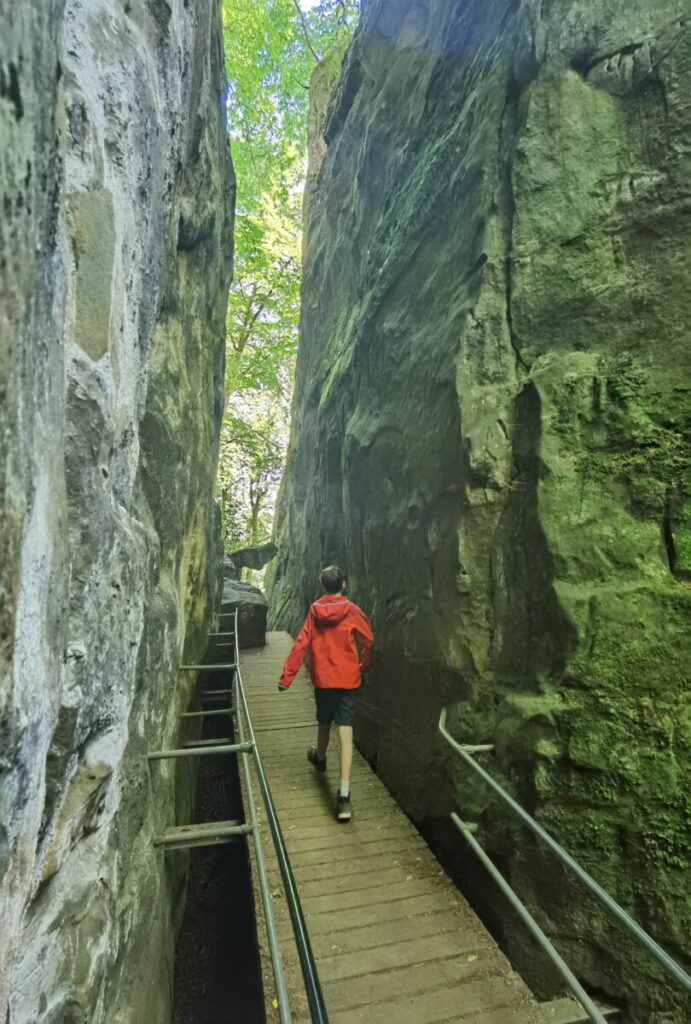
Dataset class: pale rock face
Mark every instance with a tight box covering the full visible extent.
[0,0,233,1021]
[271,1,691,1019]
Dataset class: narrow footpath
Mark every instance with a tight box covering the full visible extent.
[240,632,542,1024]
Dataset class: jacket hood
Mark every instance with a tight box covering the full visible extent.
[312,596,351,626]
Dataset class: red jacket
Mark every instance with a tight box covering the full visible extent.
[278,595,374,690]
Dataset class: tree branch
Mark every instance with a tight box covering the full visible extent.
[232,292,273,353]
[292,0,321,63]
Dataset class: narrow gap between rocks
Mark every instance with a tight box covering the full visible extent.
[172,677,265,1024]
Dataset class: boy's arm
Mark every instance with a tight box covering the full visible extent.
[277,611,313,690]
[353,608,374,674]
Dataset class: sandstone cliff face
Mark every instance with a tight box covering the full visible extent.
[271,1,691,1018]
[0,1,233,1020]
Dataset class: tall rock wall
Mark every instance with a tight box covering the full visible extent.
[0,0,233,1020]
[271,1,691,1019]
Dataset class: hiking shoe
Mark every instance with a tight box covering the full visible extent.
[307,747,327,773]
[336,794,352,822]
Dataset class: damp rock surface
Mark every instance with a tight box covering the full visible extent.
[221,580,268,649]
[270,1,691,1018]
[225,542,278,578]
[0,1,233,1021]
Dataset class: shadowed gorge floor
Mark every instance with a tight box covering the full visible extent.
[172,710,265,1024]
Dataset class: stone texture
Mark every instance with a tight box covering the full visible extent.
[0,0,233,1021]
[225,541,277,578]
[271,2,691,1020]
[220,580,268,649]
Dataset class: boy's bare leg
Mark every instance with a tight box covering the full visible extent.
[338,725,353,786]
[317,723,330,759]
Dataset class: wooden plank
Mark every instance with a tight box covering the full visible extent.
[325,950,508,1012]
[280,790,399,815]
[329,977,534,1024]
[316,930,491,984]
[473,1006,544,1024]
[287,833,431,866]
[264,777,390,804]
[285,850,434,886]
[539,997,620,1023]
[306,891,452,936]
[272,794,399,818]
[283,827,434,858]
[291,836,427,870]
[297,863,444,901]
[310,910,472,957]
[280,812,419,840]
[305,877,444,916]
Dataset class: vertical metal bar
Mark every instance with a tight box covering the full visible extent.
[234,635,293,1024]
[451,814,607,1024]
[439,710,691,992]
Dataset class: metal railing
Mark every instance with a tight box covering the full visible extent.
[438,707,691,1023]
[230,610,329,1024]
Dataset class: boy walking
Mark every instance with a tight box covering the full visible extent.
[277,566,373,821]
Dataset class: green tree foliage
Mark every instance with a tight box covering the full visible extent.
[218,1,358,555]
[218,396,285,549]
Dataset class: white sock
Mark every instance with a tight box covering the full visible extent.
[340,780,350,798]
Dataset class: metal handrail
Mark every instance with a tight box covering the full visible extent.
[439,707,691,1013]
[231,611,329,1024]
[233,666,291,1021]
[451,812,608,1023]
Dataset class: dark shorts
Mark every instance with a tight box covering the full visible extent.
[314,687,358,727]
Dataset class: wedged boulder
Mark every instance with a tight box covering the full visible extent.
[224,542,277,580]
[220,580,267,648]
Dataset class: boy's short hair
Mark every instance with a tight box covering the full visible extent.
[320,565,346,594]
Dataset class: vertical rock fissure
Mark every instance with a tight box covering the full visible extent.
[498,18,533,380]
[663,490,677,577]
[500,94,527,376]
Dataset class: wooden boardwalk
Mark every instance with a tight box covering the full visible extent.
[240,632,543,1024]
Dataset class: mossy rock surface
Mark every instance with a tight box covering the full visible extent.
[271,1,691,1018]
